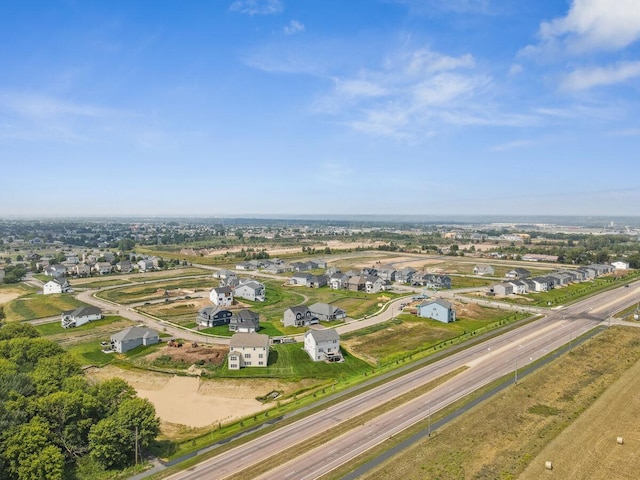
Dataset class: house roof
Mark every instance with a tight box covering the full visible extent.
[305,328,339,342]
[229,332,270,348]
[287,305,311,315]
[111,326,158,342]
[63,306,102,318]
[418,298,453,309]
[212,286,233,295]
[235,309,259,321]
[308,302,344,316]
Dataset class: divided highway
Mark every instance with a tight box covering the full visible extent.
[166,282,640,480]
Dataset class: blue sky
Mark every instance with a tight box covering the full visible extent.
[1,0,639,217]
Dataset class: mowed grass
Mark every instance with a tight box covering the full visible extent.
[214,343,370,380]
[449,276,494,289]
[35,315,129,336]
[4,293,90,321]
[71,267,209,286]
[343,305,525,365]
[96,277,217,304]
[357,326,640,480]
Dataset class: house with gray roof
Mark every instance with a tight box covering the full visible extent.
[493,283,514,296]
[234,280,266,302]
[473,265,495,276]
[283,305,319,327]
[43,277,71,295]
[228,332,269,369]
[396,267,417,284]
[229,309,260,333]
[303,329,342,362]
[209,286,234,307]
[308,303,347,321]
[61,306,102,328]
[505,268,531,280]
[417,299,456,323]
[196,307,233,328]
[110,327,159,353]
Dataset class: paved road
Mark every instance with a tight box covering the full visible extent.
[165,281,640,480]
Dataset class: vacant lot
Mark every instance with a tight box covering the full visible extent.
[0,283,36,307]
[360,326,640,480]
[343,303,523,365]
[96,277,216,304]
[86,365,322,430]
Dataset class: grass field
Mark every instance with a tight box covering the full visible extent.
[213,343,371,380]
[342,304,525,365]
[356,326,640,480]
[70,267,209,287]
[35,315,130,336]
[3,293,90,321]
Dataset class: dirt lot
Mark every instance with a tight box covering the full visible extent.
[0,291,22,303]
[143,343,229,366]
[86,365,317,430]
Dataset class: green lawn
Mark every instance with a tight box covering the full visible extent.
[35,315,128,336]
[66,340,116,367]
[449,276,495,289]
[4,293,90,321]
[214,342,371,380]
[343,308,527,365]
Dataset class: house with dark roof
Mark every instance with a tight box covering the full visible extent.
[209,286,234,307]
[473,265,495,276]
[196,307,233,328]
[110,327,159,353]
[229,309,260,333]
[61,306,102,328]
[505,268,531,280]
[43,277,71,295]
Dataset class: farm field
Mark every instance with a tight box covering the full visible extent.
[342,303,525,365]
[357,326,640,480]
[2,292,89,321]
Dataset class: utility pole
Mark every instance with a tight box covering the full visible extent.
[514,357,518,385]
[427,404,431,437]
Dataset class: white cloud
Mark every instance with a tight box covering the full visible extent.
[229,0,283,16]
[561,61,640,90]
[508,63,523,76]
[284,19,305,35]
[489,139,533,152]
[525,0,640,56]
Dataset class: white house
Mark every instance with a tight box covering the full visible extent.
[94,262,113,275]
[303,329,343,362]
[228,332,270,370]
[209,286,234,307]
[61,306,102,328]
[612,261,630,270]
[493,283,514,296]
[417,299,456,323]
[43,278,71,295]
[473,265,495,276]
[137,259,154,272]
[234,280,266,302]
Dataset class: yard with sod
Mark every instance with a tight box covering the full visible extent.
[95,277,217,304]
[352,326,640,480]
[448,275,494,289]
[137,299,206,326]
[213,342,371,380]
[342,303,527,366]
[34,314,133,338]
[2,292,90,321]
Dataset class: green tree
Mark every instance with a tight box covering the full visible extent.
[0,322,40,341]
[3,417,65,480]
[89,378,136,418]
[88,417,131,469]
[31,354,83,396]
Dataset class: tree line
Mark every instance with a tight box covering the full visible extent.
[0,322,159,479]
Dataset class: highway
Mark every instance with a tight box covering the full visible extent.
[165,282,640,480]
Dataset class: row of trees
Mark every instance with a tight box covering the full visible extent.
[0,322,159,479]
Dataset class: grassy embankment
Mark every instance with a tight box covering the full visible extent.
[3,291,89,322]
[332,326,640,480]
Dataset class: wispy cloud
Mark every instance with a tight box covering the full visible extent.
[284,19,305,35]
[229,0,283,16]
[391,0,497,15]
[560,61,640,90]
[0,91,126,143]
[489,139,533,152]
[318,162,353,185]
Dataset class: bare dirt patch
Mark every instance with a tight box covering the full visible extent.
[143,344,229,366]
[0,291,21,303]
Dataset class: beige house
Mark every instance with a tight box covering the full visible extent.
[228,332,269,370]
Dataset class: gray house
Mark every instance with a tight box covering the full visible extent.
[308,302,347,321]
[110,327,159,353]
[234,280,266,302]
[283,305,319,327]
[196,307,233,328]
[229,309,260,333]
[417,299,456,323]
